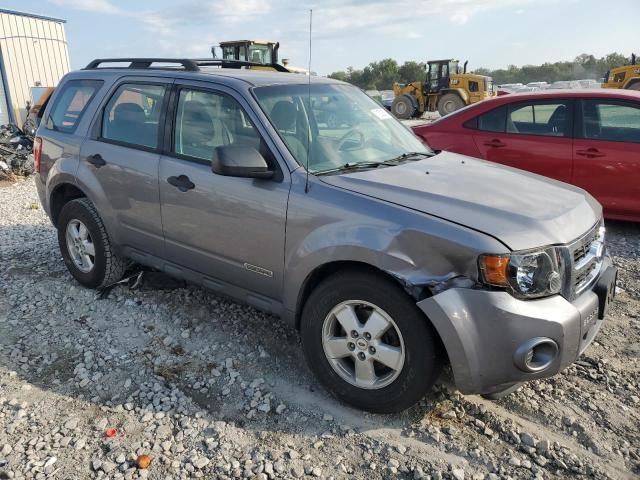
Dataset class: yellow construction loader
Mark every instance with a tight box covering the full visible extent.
[602,54,640,90]
[392,59,495,118]
[212,40,308,74]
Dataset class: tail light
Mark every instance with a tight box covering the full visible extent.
[34,136,42,173]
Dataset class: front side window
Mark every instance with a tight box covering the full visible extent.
[46,79,103,133]
[582,100,640,143]
[101,83,166,149]
[507,101,570,137]
[254,83,430,173]
[174,89,262,161]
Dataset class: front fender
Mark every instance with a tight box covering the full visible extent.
[282,171,508,320]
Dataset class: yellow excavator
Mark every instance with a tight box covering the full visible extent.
[212,40,308,74]
[392,59,495,118]
[602,54,640,90]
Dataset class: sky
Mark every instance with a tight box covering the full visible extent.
[1,0,638,76]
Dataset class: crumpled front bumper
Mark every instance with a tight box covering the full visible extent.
[417,256,615,394]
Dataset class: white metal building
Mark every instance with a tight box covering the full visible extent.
[0,9,70,126]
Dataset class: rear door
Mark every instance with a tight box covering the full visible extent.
[573,98,640,219]
[78,77,172,258]
[470,99,574,183]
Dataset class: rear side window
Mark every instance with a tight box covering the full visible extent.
[476,105,507,132]
[581,99,640,143]
[101,83,166,149]
[46,80,102,133]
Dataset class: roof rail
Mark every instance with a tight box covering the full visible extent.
[191,58,290,73]
[83,58,292,73]
[84,58,200,71]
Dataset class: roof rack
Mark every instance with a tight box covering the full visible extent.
[83,58,290,73]
[84,58,200,71]
[192,59,290,73]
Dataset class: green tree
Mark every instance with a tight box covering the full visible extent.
[331,53,631,89]
[398,61,426,85]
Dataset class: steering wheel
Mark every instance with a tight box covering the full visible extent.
[337,128,365,151]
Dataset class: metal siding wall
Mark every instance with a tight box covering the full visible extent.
[0,52,9,125]
[0,11,69,126]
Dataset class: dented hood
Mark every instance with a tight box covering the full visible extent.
[319,152,601,251]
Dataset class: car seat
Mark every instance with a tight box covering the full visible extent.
[108,103,151,146]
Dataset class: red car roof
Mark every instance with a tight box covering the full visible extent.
[420,89,640,128]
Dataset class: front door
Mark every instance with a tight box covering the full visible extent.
[472,99,574,183]
[78,78,172,257]
[572,98,640,220]
[158,82,290,303]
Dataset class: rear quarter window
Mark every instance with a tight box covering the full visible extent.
[46,80,103,134]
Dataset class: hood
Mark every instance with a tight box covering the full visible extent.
[319,152,601,251]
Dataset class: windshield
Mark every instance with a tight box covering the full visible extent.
[247,45,273,64]
[253,83,430,173]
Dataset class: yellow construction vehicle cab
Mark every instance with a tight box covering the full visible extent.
[212,40,309,74]
[217,40,280,66]
[392,59,495,118]
[602,54,640,90]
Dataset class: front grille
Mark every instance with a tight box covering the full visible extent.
[567,222,604,297]
[573,227,597,263]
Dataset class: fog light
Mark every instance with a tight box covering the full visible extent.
[514,338,559,372]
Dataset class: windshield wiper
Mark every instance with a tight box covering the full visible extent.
[382,151,433,164]
[313,161,389,176]
[313,152,433,176]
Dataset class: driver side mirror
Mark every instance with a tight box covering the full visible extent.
[211,145,274,179]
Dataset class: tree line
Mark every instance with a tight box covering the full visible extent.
[328,53,631,90]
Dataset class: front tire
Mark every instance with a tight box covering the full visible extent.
[57,198,126,289]
[391,95,415,119]
[301,271,441,413]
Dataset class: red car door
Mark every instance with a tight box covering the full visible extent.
[572,98,640,221]
[470,100,574,183]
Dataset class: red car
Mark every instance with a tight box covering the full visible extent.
[412,89,640,222]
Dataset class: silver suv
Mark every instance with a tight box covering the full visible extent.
[35,58,617,413]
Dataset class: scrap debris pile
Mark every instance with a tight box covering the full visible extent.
[0,124,34,180]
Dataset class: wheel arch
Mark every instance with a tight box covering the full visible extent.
[49,182,88,227]
[294,260,431,330]
[439,88,468,104]
[624,79,640,90]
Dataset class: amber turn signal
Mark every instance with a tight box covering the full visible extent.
[479,254,510,286]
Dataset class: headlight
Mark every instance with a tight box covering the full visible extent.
[479,247,564,299]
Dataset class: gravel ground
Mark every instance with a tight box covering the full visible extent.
[0,178,639,480]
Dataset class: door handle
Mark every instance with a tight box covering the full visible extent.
[87,154,106,168]
[484,139,506,148]
[576,148,605,158]
[167,175,195,192]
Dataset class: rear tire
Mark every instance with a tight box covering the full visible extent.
[626,81,640,91]
[438,93,465,116]
[57,198,126,289]
[391,95,416,119]
[300,271,441,413]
